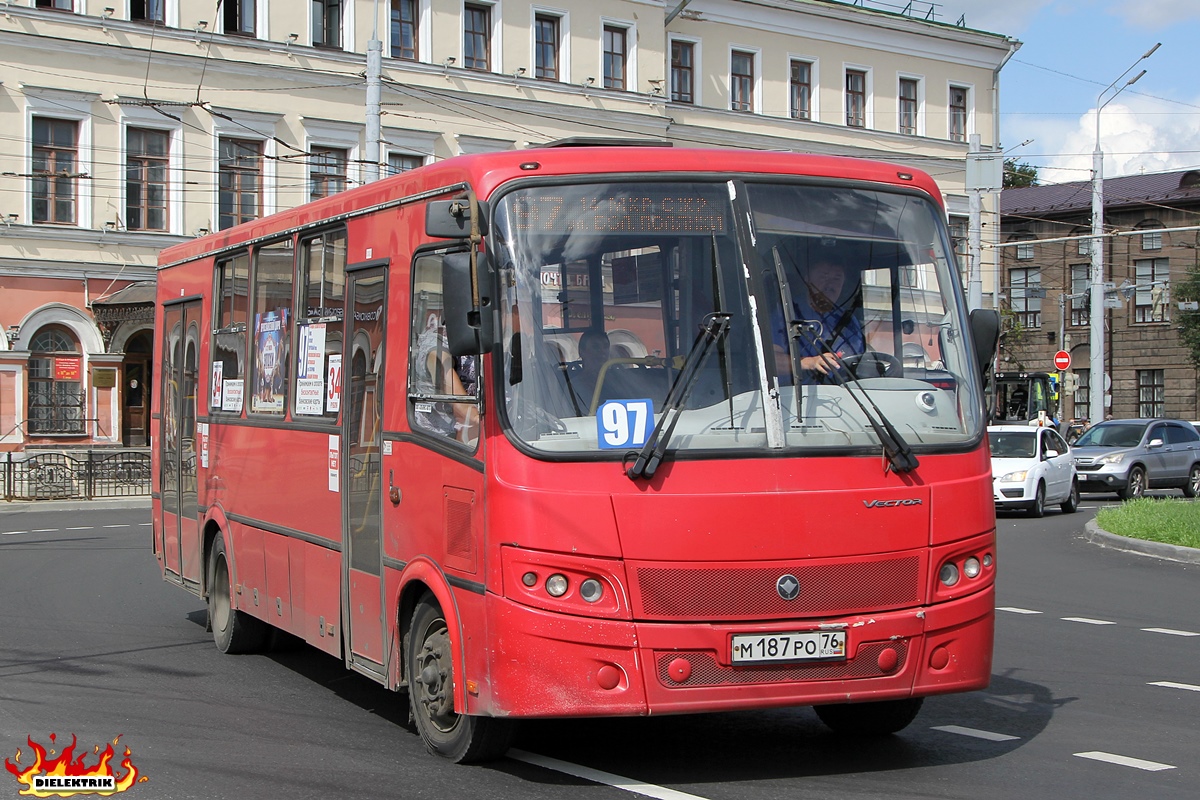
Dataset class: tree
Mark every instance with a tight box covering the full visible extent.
[1177,262,1200,369]
[1004,159,1038,188]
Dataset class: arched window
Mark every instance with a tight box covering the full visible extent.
[28,326,85,434]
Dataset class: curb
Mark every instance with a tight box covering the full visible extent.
[1,497,152,514]
[1083,518,1200,565]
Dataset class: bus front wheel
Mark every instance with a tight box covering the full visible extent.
[207,534,268,654]
[406,598,514,763]
[814,697,924,736]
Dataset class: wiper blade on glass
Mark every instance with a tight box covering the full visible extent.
[626,312,731,481]
[795,327,919,474]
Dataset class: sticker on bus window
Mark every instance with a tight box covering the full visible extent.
[597,399,654,449]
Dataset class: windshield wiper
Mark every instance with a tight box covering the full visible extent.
[626,312,731,480]
[794,327,919,474]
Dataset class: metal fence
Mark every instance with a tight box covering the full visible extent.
[3,450,151,501]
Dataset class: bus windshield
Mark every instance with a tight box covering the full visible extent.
[493,179,983,457]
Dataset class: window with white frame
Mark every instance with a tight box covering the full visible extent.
[731,51,754,112]
[1073,369,1089,415]
[387,152,423,174]
[218,138,263,230]
[1137,369,1164,418]
[313,0,343,49]
[131,0,166,24]
[671,39,695,104]
[845,69,867,127]
[1009,267,1041,328]
[603,25,628,90]
[949,85,969,142]
[310,147,348,201]
[224,0,256,36]
[1134,257,1170,323]
[36,0,75,10]
[464,3,492,71]
[32,118,79,225]
[1139,221,1163,250]
[1070,263,1089,326]
[899,77,919,135]
[790,60,812,120]
[1077,234,1091,256]
[948,215,968,274]
[28,326,85,435]
[126,127,170,231]
[534,13,560,81]
[391,0,418,60]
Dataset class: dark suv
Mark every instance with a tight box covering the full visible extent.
[1071,419,1200,499]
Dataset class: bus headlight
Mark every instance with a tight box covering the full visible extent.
[939,562,960,587]
[545,574,569,597]
[963,557,982,579]
[579,579,604,603]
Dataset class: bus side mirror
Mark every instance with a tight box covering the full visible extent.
[442,251,493,357]
[969,309,999,380]
[426,199,490,239]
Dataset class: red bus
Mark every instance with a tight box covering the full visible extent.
[152,143,1001,762]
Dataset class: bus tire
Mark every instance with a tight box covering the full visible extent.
[814,697,924,736]
[207,534,268,654]
[406,597,514,763]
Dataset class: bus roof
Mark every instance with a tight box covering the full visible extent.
[158,146,944,268]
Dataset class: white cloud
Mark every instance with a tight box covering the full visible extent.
[1042,98,1200,181]
[1110,0,1200,28]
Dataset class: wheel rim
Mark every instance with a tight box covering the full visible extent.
[211,555,232,634]
[1130,470,1145,497]
[1189,468,1200,495]
[415,621,459,735]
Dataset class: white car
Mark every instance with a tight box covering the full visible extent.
[988,425,1079,517]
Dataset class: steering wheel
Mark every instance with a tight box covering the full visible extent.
[841,351,904,379]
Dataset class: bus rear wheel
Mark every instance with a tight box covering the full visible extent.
[207,534,267,654]
[406,598,514,763]
[814,697,924,736]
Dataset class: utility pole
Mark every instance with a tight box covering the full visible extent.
[1089,43,1159,424]
[364,1,383,184]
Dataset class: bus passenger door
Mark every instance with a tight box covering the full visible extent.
[342,267,386,671]
[158,300,203,586]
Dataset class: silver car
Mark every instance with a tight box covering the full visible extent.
[1071,419,1200,499]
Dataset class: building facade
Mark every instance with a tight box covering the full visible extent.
[1000,170,1200,422]
[0,0,1017,451]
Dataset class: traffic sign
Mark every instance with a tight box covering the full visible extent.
[1053,350,1072,371]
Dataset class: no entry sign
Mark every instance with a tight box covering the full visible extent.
[1053,350,1072,371]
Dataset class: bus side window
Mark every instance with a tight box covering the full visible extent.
[211,252,250,416]
[409,253,480,447]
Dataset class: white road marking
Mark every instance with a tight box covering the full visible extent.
[1149,681,1200,692]
[1141,628,1199,637]
[998,607,1042,615]
[931,725,1019,742]
[1073,751,1175,771]
[1061,617,1115,625]
[138,523,152,526]
[102,524,130,528]
[66,526,93,530]
[1,531,28,536]
[509,749,710,800]
[31,528,57,532]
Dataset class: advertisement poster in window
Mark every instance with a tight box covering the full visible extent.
[295,323,326,415]
[252,310,287,412]
[327,354,342,413]
[210,361,223,408]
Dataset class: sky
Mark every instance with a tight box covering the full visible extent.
[920,0,1200,184]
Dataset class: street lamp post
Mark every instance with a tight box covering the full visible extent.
[1089,43,1159,424]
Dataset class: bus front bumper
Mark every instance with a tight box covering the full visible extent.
[482,586,993,718]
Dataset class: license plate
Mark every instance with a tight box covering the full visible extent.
[731,630,847,664]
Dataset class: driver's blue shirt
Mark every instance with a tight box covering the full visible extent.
[772,298,865,382]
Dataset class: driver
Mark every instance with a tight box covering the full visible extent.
[774,258,865,381]
[564,329,612,415]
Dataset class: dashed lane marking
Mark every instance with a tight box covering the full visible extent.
[509,749,710,800]
[998,607,1042,614]
[31,529,57,532]
[1073,751,1175,771]
[931,725,1020,742]
[1149,681,1200,692]
[0,531,28,536]
[102,524,130,528]
[1061,617,1116,625]
[1142,628,1200,637]
[66,526,93,530]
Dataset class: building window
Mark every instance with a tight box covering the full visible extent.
[1015,239,1034,260]
[464,4,491,71]
[949,85,968,142]
[1134,257,1170,323]
[671,41,694,104]
[28,327,85,435]
[36,0,74,10]
[313,0,342,49]
[310,147,347,201]
[899,78,918,135]
[32,117,78,225]
[1137,369,1164,418]
[730,51,754,112]
[1009,267,1041,329]
[249,240,295,414]
[1077,236,1091,256]
[224,0,256,36]
[846,70,866,127]
[391,0,418,60]
[1141,225,1163,251]
[603,26,627,90]
[1070,263,1090,326]
[131,0,165,24]
[126,127,169,232]
[534,14,559,81]
[218,138,262,230]
[790,60,812,120]
[387,152,423,174]
[948,216,968,276]
[1074,369,1089,416]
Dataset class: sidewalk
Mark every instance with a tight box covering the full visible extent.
[1083,518,1200,565]
[1,497,152,514]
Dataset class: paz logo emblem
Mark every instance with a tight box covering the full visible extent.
[776,574,801,601]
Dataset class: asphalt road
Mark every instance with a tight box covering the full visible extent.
[0,496,1196,800]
